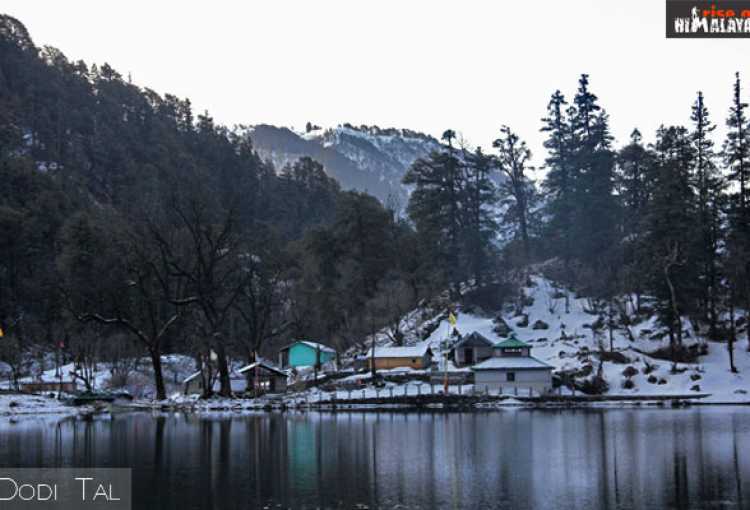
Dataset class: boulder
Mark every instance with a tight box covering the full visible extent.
[492,316,513,338]
[622,366,639,379]
[532,319,549,330]
[516,314,529,328]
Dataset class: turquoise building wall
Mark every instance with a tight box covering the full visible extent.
[288,343,335,367]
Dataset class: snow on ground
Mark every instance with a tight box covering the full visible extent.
[2,276,746,411]
[1,354,198,399]
[0,394,83,416]
[411,275,749,403]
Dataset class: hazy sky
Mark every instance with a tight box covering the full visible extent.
[3,1,749,160]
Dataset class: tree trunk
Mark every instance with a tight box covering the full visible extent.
[215,342,232,397]
[518,193,530,264]
[728,297,738,373]
[370,335,377,379]
[664,256,682,347]
[149,348,167,401]
[608,301,614,352]
[635,292,642,315]
[314,346,320,383]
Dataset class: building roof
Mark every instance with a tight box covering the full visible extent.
[471,356,553,371]
[494,337,531,349]
[237,361,287,377]
[183,371,201,384]
[280,340,336,354]
[371,344,432,358]
[454,331,494,348]
[183,368,247,384]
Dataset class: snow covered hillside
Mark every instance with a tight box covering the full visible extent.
[248,123,443,206]
[359,275,749,403]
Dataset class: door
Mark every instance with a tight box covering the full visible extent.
[464,348,474,365]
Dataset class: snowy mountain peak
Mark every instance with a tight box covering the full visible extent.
[249,123,444,205]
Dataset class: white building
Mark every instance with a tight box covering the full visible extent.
[471,337,553,395]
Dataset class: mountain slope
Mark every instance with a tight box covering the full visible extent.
[249,124,443,205]
[350,274,749,404]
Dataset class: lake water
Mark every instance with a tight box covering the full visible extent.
[0,408,749,509]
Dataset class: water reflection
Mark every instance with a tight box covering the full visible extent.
[0,409,748,509]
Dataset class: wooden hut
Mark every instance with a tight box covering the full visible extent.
[451,331,494,366]
[369,345,433,370]
[238,361,288,394]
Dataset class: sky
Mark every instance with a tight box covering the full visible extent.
[3,0,749,161]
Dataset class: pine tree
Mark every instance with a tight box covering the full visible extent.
[725,73,749,216]
[690,91,723,339]
[644,126,699,354]
[404,132,499,295]
[493,126,535,264]
[404,144,465,297]
[541,90,575,268]
[461,147,498,284]
[568,74,619,276]
[617,129,654,239]
[616,129,656,311]
[723,72,750,353]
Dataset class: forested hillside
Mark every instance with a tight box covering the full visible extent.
[0,15,437,399]
[1,14,748,401]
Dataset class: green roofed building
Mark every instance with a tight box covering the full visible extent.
[472,334,553,395]
[493,336,532,357]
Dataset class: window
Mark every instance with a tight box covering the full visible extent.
[506,372,516,382]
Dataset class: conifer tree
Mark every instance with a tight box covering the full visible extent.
[644,126,698,352]
[493,125,535,264]
[403,148,465,297]
[541,90,575,268]
[568,74,619,276]
[690,91,723,339]
[616,128,655,311]
[461,146,498,284]
[723,72,750,353]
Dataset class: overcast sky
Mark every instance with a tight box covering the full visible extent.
[4,1,749,161]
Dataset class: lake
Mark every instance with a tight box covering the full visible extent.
[0,408,748,509]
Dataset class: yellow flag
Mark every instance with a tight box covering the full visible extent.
[448,313,457,327]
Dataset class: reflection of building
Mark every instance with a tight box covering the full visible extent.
[451,332,494,366]
[370,345,433,370]
[472,337,553,394]
[278,341,336,369]
[238,361,288,394]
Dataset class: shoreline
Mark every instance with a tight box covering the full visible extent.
[2,391,748,419]
[129,391,750,414]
